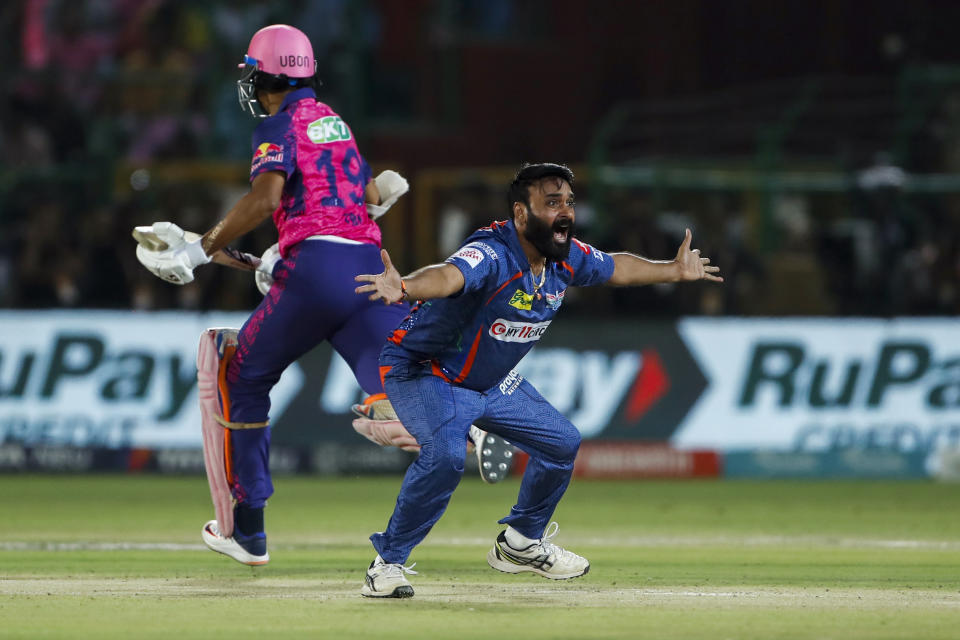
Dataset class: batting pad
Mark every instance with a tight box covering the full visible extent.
[197,328,239,538]
[352,417,421,453]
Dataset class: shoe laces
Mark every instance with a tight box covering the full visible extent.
[376,559,418,578]
[536,522,580,563]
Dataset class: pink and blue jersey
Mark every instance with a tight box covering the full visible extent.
[382,219,616,391]
[249,87,378,256]
[224,88,411,512]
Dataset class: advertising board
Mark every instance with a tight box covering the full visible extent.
[2,312,954,476]
[675,318,960,455]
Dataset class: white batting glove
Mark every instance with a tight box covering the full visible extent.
[366,170,409,220]
[254,243,281,295]
[134,222,211,285]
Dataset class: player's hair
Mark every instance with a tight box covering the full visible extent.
[253,70,320,93]
[507,163,575,219]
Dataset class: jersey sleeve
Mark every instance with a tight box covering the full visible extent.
[250,112,296,181]
[444,240,503,295]
[565,237,615,287]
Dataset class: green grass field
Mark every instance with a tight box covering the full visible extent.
[3,474,960,639]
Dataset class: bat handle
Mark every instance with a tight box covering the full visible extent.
[212,248,260,272]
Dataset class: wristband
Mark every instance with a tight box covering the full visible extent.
[400,280,408,301]
[184,237,212,266]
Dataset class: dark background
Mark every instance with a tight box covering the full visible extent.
[2,0,959,316]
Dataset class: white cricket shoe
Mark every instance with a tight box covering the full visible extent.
[486,522,589,580]
[201,520,269,566]
[360,555,417,598]
[469,425,514,484]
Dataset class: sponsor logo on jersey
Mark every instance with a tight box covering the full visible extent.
[474,242,499,260]
[252,142,283,168]
[449,244,486,268]
[488,319,551,343]
[307,116,352,144]
[499,369,524,395]
[545,289,565,310]
[508,289,534,310]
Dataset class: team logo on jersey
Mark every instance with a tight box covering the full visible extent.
[508,289,534,311]
[544,289,565,310]
[307,116,352,144]
[252,142,283,169]
[488,319,551,343]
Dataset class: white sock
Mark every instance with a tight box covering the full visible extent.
[505,526,539,549]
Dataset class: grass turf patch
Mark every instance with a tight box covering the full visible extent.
[2,475,959,639]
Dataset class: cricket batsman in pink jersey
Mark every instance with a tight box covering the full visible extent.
[133,24,512,567]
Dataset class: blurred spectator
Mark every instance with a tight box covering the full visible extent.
[2,0,960,318]
[76,205,133,308]
[14,198,82,307]
[437,180,487,255]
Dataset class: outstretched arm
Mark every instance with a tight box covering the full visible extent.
[200,171,286,255]
[607,228,723,286]
[134,153,284,286]
[355,249,465,304]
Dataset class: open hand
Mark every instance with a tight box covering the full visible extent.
[354,249,404,304]
[675,228,723,282]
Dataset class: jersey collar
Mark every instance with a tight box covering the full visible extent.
[497,219,523,258]
[278,87,317,113]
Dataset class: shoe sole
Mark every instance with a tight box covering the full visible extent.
[201,521,269,566]
[475,431,514,484]
[485,547,589,580]
[360,585,415,598]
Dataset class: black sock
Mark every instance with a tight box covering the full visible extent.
[235,504,264,537]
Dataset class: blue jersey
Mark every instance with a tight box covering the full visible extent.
[382,219,615,391]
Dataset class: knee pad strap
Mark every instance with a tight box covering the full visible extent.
[214,416,270,430]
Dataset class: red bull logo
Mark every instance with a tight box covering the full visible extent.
[253,143,283,160]
[251,143,284,170]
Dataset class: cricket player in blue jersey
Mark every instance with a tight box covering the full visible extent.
[354,162,722,597]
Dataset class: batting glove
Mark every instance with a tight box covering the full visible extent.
[135,221,211,285]
[366,170,409,220]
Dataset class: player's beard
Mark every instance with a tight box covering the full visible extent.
[523,209,574,263]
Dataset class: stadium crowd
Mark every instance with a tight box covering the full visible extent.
[1,0,959,316]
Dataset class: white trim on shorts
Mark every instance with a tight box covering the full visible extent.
[305,234,366,246]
